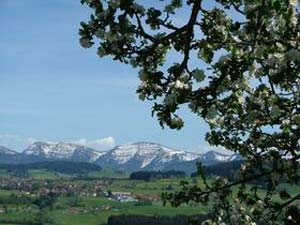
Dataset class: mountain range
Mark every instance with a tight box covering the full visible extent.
[0,141,242,173]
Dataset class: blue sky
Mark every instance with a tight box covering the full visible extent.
[0,0,218,152]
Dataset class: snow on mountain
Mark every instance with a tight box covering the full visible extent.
[200,151,232,163]
[96,142,243,172]
[228,154,244,161]
[23,142,105,162]
[95,142,233,172]
[0,141,241,172]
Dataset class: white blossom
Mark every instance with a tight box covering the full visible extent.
[282,119,291,127]
[174,80,189,89]
[237,95,245,104]
[289,0,298,7]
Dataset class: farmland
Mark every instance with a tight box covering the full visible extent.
[0,167,299,225]
[0,169,207,225]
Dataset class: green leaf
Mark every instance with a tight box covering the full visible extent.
[192,69,206,82]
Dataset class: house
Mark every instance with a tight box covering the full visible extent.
[110,192,138,202]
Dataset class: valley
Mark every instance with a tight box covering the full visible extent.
[0,141,241,225]
[0,169,208,225]
[6,141,293,225]
[1,163,299,225]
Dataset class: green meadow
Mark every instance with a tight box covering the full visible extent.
[0,171,207,225]
[0,169,299,225]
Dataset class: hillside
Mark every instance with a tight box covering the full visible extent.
[0,161,102,176]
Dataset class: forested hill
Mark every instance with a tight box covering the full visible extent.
[0,161,102,175]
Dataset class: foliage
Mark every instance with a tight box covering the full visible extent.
[0,177,209,225]
[191,160,244,181]
[107,215,209,225]
[134,199,153,206]
[80,0,300,224]
[6,168,29,178]
[32,210,56,225]
[0,161,102,175]
[65,196,85,207]
[33,192,58,210]
[0,193,33,205]
[130,170,187,181]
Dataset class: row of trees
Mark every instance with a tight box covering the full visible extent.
[130,170,186,181]
[191,160,244,181]
[107,215,209,225]
[0,161,102,176]
[0,193,57,224]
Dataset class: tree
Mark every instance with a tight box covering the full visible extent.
[79,0,300,224]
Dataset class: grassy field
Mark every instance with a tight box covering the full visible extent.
[1,169,299,225]
[0,168,128,180]
[87,169,129,179]
[48,195,206,225]
[0,174,207,225]
[0,170,9,178]
[28,169,61,180]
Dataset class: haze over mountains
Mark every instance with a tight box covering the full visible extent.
[0,141,242,173]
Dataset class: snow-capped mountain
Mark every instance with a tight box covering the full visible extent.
[95,142,199,171]
[23,142,105,163]
[95,142,239,172]
[199,151,238,164]
[0,141,242,173]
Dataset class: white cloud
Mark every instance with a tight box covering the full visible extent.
[0,133,39,152]
[0,134,116,152]
[74,137,116,150]
[191,143,233,155]
[0,134,19,139]
[203,145,232,154]
[26,137,39,145]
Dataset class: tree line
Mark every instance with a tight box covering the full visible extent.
[0,161,102,177]
[107,215,209,225]
[130,170,186,181]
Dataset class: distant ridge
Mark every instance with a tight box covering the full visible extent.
[0,141,241,173]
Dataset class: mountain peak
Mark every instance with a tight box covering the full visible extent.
[132,141,162,146]
[23,141,103,162]
[96,141,200,171]
[203,150,228,156]
[0,141,242,173]
[30,141,49,146]
[201,150,233,162]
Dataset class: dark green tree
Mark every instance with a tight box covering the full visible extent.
[79,0,300,224]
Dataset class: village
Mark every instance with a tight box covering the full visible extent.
[0,175,169,222]
[0,178,141,203]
